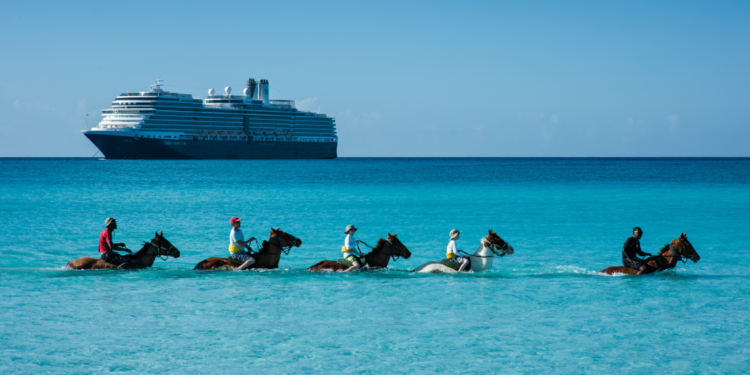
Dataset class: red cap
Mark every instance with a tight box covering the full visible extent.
[230,217,242,224]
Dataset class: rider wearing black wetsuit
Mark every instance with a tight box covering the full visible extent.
[622,227,652,273]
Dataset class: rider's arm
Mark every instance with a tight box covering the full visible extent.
[636,247,651,257]
[236,238,256,247]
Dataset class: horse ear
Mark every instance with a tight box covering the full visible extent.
[276,227,280,231]
[160,231,163,237]
[489,230,494,235]
[388,233,392,237]
[155,231,158,237]
[682,233,687,238]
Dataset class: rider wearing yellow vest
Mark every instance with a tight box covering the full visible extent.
[342,224,365,272]
[229,217,257,270]
[447,229,470,272]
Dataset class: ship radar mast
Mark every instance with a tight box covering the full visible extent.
[150,78,164,93]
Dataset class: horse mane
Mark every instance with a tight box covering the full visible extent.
[364,238,386,257]
[657,244,671,255]
[132,242,153,257]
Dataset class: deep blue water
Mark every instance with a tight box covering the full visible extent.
[1,158,749,374]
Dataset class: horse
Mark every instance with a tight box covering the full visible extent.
[193,228,302,270]
[600,233,700,275]
[307,233,411,271]
[66,231,180,270]
[412,230,514,273]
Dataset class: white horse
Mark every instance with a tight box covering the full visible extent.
[412,230,514,273]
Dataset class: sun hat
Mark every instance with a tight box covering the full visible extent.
[104,217,116,226]
[230,217,242,224]
[449,229,461,240]
[345,224,358,233]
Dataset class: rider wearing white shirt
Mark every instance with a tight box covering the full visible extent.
[228,217,257,270]
[446,229,470,272]
[342,224,364,272]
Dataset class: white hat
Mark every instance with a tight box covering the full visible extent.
[449,229,461,240]
[345,224,358,233]
[105,217,116,226]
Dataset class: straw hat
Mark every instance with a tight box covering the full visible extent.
[345,224,358,233]
[104,217,116,226]
[449,229,461,240]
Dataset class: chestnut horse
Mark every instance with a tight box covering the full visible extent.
[307,233,411,271]
[193,228,302,270]
[600,233,700,275]
[412,230,514,273]
[66,232,180,270]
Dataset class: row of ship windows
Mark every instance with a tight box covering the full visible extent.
[105,114,330,125]
[110,106,331,118]
[105,109,332,121]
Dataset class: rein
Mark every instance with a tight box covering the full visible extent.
[460,238,509,258]
[358,239,403,262]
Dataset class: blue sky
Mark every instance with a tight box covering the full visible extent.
[1,0,748,156]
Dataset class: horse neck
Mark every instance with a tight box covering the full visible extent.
[132,243,157,267]
[475,237,492,255]
[365,240,390,267]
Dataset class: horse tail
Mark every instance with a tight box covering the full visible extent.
[306,260,328,270]
[193,260,208,270]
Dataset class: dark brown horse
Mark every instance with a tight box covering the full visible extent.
[66,232,180,270]
[193,228,302,270]
[307,233,411,271]
[600,233,700,275]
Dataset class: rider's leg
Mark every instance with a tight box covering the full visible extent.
[457,258,469,272]
[636,263,652,275]
[237,256,256,270]
[343,260,361,272]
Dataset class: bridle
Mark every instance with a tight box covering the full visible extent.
[384,238,406,262]
[148,236,178,261]
[267,231,299,256]
[664,244,688,264]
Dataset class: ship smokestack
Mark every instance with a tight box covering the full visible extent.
[260,79,269,104]
[246,78,258,99]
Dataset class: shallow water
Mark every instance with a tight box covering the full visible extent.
[1,158,749,373]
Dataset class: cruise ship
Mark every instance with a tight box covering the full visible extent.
[83,79,337,159]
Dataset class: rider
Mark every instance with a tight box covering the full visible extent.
[99,217,131,268]
[447,229,469,272]
[229,217,257,270]
[342,224,365,272]
[622,227,652,274]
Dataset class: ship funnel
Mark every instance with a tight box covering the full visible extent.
[246,78,258,99]
[259,79,269,104]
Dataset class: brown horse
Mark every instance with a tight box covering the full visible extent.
[600,233,700,275]
[307,233,411,271]
[193,228,302,270]
[66,232,180,270]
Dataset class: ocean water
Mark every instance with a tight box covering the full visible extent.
[0,157,748,374]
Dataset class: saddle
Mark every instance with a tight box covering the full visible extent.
[337,256,365,268]
[440,258,471,272]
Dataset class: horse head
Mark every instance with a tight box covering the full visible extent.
[670,233,700,263]
[269,227,303,249]
[387,233,411,259]
[486,230,514,256]
[150,231,181,258]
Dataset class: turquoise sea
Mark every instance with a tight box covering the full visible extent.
[0,158,748,374]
